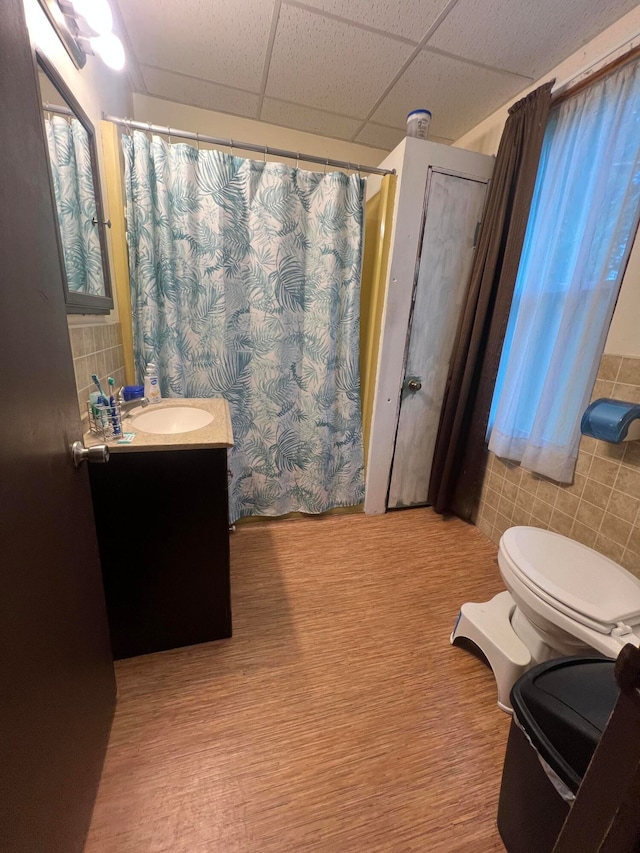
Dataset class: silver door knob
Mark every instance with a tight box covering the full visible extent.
[72,440,110,468]
[407,379,422,391]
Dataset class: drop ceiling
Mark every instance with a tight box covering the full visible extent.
[114,0,639,150]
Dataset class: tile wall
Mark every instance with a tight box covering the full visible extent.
[68,321,126,418]
[475,354,640,577]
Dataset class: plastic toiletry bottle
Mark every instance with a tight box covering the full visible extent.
[406,109,432,139]
[144,363,162,405]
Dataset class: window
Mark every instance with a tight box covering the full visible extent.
[488,58,640,482]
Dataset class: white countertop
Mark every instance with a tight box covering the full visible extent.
[85,397,234,453]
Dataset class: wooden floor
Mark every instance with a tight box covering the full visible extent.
[85,509,510,852]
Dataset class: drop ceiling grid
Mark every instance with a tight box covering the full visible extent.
[282,0,439,44]
[264,3,416,117]
[254,0,535,141]
[116,0,535,144]
[260,99,364,141]
[137,65,406,150]
[116,0,275,94]
[140,67,261,121]
[428,0,640,79]
[115,0,640,148]
[372,50,531,140]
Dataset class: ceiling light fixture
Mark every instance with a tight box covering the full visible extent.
[89,32,125,71]
[70,0,113,36]
[37,0,125,71]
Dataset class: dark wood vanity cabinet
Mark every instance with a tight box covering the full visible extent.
[88,447,231,659]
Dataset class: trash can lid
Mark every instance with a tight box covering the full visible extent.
[510,656,619,793]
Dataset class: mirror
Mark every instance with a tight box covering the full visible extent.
[36,52,113,313]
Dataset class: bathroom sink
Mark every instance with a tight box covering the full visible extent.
[131,406,214,435]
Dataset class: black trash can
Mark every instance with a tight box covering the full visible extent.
[497,656,619,853]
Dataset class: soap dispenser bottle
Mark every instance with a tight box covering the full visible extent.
[144,363,162,405]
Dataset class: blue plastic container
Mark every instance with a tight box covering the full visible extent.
[122,385,145,402]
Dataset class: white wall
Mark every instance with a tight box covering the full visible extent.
[607,234,640,355]
[132,94,387,169]
[454,5,640,357]
[23,0,133,322]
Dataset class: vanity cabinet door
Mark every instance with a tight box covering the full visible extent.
[89,448,232,659]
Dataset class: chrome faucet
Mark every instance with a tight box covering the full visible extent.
[117,389,150,418]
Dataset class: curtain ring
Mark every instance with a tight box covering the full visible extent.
[324,158,329,175]
[196,130,200,151]
[147,121,152,141]
[296,152,300,170]
[263,146,267,163]
[229,138,234,157]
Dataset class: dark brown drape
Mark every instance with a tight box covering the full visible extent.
[427,81,553,519]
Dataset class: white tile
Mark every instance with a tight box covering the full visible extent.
[372,49,528,140]
[427,0,639,78]
[299,0,446,41]
[117,0,275,92]
[265,4,413,118]
[261,99,362,140]
[141,67,260,119]
[355,123,405,150]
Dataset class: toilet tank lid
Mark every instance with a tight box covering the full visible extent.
[501,526,640,627]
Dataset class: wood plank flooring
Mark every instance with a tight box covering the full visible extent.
[85,508,509,852]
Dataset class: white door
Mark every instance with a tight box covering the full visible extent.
[388,169,488,509]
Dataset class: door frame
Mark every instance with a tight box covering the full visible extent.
[364,138,494,515]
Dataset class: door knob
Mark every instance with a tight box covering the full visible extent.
[72,440,110,468]
[407,379,422,392]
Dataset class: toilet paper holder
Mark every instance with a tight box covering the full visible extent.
[581,398,640,443]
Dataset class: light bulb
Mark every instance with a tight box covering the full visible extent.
[91,33,125,71]
[72,0,113,35]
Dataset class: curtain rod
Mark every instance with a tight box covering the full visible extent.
[552,38,640,104]
[103,115,395,177]
[43,101,74,118]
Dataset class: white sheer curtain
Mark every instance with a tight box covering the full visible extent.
[488,59,640,482]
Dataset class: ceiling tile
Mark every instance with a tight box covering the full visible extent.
[141,67,260,119]
[296,0,448,41]
[355,123,405,150]
[427,0,640,78]
[261,99,363,141]
[116,0,274,92]
[266,4,414,118]
[372,49,528,140]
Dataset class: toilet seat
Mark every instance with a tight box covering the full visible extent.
[500,527,640,633]
[500,543,638,636]
[499,552,633,660]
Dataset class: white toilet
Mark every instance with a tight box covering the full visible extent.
[452,526,640,712]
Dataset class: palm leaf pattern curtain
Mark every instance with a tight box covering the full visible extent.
[44,116,104,294]
[122,132,365,522]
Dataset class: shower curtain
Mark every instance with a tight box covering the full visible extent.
[123,132,365,522]
[44,115,103,294]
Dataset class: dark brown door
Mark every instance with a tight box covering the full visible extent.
[0,3,116,851]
